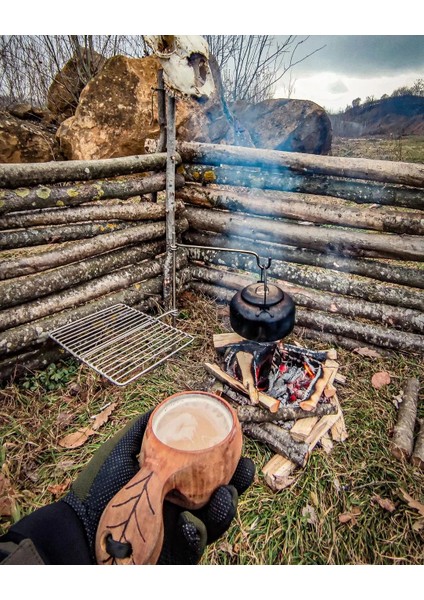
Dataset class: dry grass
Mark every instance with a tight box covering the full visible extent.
[1,292,423,565]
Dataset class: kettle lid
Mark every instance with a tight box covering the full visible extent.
[240,283,285,308]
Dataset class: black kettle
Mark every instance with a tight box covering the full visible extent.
[230,277,296,343]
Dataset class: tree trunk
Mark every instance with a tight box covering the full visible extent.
[183,230,424,290]
[180,163,424,210]
[242,422,309,467]
[184,206,424,261]
[178,141,424,188]
[411,419,424,471]
[0,201,184,229]
[178,184,424,235]
[0,276,164,357]
[390,378,420,461]
[0,241,165,309]
[0,252,188,332]
[186,263,424,334]
[236,403,338,423]
[292,326,395,357]
[0,217,189,280]
[0,221,139,250]
[187,247,424,312]
[0,152,181,188]
[0,173,185,215]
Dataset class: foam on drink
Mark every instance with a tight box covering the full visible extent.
[152,393,233,451]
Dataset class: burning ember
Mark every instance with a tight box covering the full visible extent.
[218,341,327,407]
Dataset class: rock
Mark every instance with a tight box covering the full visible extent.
[0,111,61,163]
[231,98,333,154]
[47,47,107,122]
[57,54,232,160]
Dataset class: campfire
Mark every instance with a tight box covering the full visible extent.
[205,332,348,490]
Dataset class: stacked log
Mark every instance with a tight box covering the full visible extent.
[177,142,424,355]
[0,153,187,382]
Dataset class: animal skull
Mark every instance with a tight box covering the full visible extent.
[143,35,215,101]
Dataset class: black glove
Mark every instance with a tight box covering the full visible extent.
[1,411,254,565]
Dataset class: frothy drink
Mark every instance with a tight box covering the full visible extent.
[152,393,233,451]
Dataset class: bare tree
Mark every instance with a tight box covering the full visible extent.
[204,35,323,104]
[0,35,147,108]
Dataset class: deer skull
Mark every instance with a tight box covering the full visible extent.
[143,35,215,101]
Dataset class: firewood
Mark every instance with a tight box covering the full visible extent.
[262,455,296,491]
[213,332,246,348]
[290,417,319,442]
[242,422,309,467]
[235,402,338,423]
[235,351,259,404]
[391,378,420,462]
[299,359,339,411]
[305,410,342,452]
[330,393,349,442]
[204,362,280,412]
[411,419,424,471]
[320,433,334,454]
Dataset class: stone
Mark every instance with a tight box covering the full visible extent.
[57,54,232,160]
[231,98,333,155]
[0,111,61,163]
[47,47,107,122]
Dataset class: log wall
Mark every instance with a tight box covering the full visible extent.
[176,142,424,355]
[0,154,188,381]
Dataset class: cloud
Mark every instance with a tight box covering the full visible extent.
[327,80,349,94]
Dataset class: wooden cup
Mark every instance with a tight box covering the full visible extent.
[95,391,243,565]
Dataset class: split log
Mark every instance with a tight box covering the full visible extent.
[411,420,424,471]
[287,417,319,441]
[0,252,188,332]
[242,422,309,467]
[204,362,280,412]
[180,163,424,210]
[0,276,164,357]
[330,393,349,443]
[235,402,338,423]
[187,263,424,332]
[390,378,420,461]
[0,241,165,309]
[0,217,189,280]
[0,173,184,215]
[299,359,339,411]
[184,230,424,290]
[262,455,297,491]
[185,206,424,261]
[0,152,181,188]
[178,141,424,188]
[213,332,246,348]
[304,410,342,451]
[236,351,259,404]
[178,184,424,235]
[0,221,140,250]
[0,201,184,229]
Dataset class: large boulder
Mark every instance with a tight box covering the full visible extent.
[57,54,233,160]
[231,98,332,154]
[47,47,107,123]
[0,111,61,163]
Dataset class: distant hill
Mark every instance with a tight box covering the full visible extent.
[329,95,424,137]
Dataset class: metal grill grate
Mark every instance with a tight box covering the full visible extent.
[49,304,194,386]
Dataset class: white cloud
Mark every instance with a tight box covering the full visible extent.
[275,71,423,112]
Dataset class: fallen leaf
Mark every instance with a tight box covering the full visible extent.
[91,402,117,431]
[47,479,72,498]
[56,411,75,429]
[0,473,16,517]
[302,504,318,526]
[56,459,75,471]
[353,347,383,359]
[371,371,391,389]
[339,507,361,525]
[412,519,424,532]
[399,488,424,518]
[310,491,319,507]
[58,427,96,449]
[371,494,396,513]
[333,477,341,492]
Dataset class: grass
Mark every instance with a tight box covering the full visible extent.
[331,135,424,163]
[1,292,423,565]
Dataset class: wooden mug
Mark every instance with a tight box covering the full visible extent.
[95,391,243,564]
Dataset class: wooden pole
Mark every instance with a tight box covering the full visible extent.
[178,141,424,188]
[390,378,420,461]
[164,93,177,316]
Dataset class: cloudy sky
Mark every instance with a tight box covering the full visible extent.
[275,35,424,112]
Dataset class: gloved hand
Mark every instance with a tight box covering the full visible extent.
[1,410,255,565]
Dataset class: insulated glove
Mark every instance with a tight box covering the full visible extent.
[1,410,255,565]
